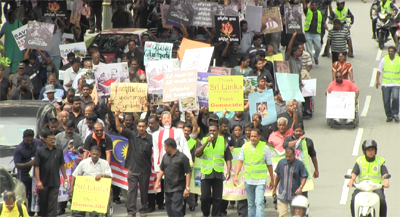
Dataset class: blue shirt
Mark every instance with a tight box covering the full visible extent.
[274,158,308,202]
[13,139,42,181]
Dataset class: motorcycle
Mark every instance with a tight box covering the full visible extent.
[345,174,391,217]
[373,12,394,50]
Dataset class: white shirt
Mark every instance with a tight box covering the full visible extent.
[72,158,113,178]
[64,68,82,91]
[378,57,400,86]
[72,72,95,89]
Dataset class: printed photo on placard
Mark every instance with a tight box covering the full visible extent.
[94,63,129,98]
[243,76,257,99]
[214,16,241,43]
[42,0,67,17]
[274,61,291,73]
[149,94,164,105]
[25,21,55,51]
[166,0,196,27]
[261,7,283,34]
[285,4,303,34]
[74,47,86,59]
[70,0,83,25]
[256,102,268,118]
[179,97,199,112]
[210,67,233,75]
[145,59,180,94]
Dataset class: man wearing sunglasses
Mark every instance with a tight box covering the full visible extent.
[83,123,113,165]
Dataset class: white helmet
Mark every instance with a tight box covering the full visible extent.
[336,0,345,3]
[290,195,309,217]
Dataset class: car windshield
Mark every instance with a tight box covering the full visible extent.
[92,34,139,53]
[0,118,35,147]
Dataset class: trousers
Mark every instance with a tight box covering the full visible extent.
[382,86,400,118]
[201,178,223,217]
[351,189,387,217]
[165,191,184,217]
[245,183,266,217]
[89,4,103,31]
[305,32,321,62]
[38,186,59,217]
[148,179,164,209]
[22,179,35,216]
[127,171,150,215]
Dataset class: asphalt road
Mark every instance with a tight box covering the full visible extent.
[59,1,400,216]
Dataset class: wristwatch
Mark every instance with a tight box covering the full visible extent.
[185,186,190,191]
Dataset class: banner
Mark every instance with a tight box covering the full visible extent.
[326,91,355,119]
[208,75,244,111]
[302,79,317,97]
[261,7,282,34]
[245,5,262,32]
[59,42,86,65]
[178,38,210,60]
[94,62,129,98]
[249,89,277,125]
[145,59,180,94]
[214,15,241,43]
[163,69,198,102]
[166,0,196,26]
[70,0,83,25]
[181,47,215,73]
[276,73,304,102]
[70,176,112,213]
[285,4,303,34]
[25,21,55,51]
[191,1,217,27]
[12,24,27,51]
[42,0,67,17]
[144,41,173,63]
[110,83,148,112]
[197,72,219,108]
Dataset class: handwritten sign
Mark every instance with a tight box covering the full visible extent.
[12,25,27,51]
[326,91,355,119]
[144,41,173,63]
[178,38,210,60]
[276,73,304,102]
[208,75,244,111]
[110,83,148,112]
[181,47,215,72]
[70,176,112,213]
[163,69,198,102]
[191,1,217,27]
[214,15,240,43]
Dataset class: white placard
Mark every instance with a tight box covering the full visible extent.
[180,47,215,72]
[59,42,86,64]
[12,25,27,51]
[326,91,355,119]
[302,79,317,97]
[59,70,65,80]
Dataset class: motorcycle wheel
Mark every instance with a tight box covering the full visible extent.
[378,32,385,50]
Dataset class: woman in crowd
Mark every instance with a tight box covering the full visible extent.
[234,56,252,76]
[332,52,354,82]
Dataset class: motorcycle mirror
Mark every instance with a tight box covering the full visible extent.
[383,174,391,179]
[344,175,352,179]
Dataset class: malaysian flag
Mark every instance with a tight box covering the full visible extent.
[110,135,159,193]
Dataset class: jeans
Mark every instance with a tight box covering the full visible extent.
[305,32,321,62]
[245,183,266,217]
[381,86,400,118]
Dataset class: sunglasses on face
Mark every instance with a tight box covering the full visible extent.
[336,76,342,78]
[94,129,104,133]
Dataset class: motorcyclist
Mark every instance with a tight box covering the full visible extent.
[331,0,354,29]
[373,0,399,40]
[290,195,309,217]
[348,140,390,217]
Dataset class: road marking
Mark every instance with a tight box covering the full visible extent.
[376,49,382,61]
[340,169,352,205]
[361,95,371,117]
[352,128,364,156]
[369,68,378,87]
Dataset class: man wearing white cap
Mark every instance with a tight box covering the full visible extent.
[42,84,60,106]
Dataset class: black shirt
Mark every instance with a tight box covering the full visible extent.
[9,88,32,100]
[25,63,43,94]
[160,150,191,193]
[83,133,113,160]
[34,145,65,187]
[223,133,236,147]
[224,49,243,68]
[69,110,85,128]
[122,129,153,173]
[283,136,317,157]
[0,77,10,101]
[303,8,321,34]
[13,139,42,182]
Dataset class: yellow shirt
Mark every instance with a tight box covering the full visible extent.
[1,202,29,217]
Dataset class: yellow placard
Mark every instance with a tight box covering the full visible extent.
[208,75,244,111]
[70,176,112,213]
[265,53,284,62]
[110,83,148,112]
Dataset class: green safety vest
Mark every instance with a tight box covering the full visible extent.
[304,9,322,34]
[382,55,400,84]
[381,0,393,13]
[243,141,268,180]
[200,136,225,175]
[356,156,385,184]
[188,138,196,151]
[335,7,349,21]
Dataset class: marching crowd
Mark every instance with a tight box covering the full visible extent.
[0,0,395,217]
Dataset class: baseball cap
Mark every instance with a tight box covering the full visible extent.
[18,62,25,69]
[209,114,219,121]
[44,84,56,94]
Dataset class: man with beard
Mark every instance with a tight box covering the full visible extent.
[9,62,34,93]
[62,89,75,113]
[115,37,129,62]
[9,76,33,100]
[123,113,138,133]
[69,96,85,127]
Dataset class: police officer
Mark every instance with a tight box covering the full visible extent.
[348,140,390,217]
[331,0,354,29]
[372,0,399,39]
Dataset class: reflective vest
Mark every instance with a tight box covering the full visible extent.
[335,7,349,21]
[381,0,393,13]
[188,138,196,151]
[382,55,400,84]
[200,136,225,175]
[243,141,268,180]
[304,9,322,34]
[356,156,385,184]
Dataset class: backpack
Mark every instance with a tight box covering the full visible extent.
[0,202,24,217]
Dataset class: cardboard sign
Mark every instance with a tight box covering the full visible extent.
[144,41,173,63]
[210,67,233,75]
[178,38,211,60]
[110,83,148,112]
[197,72,219,108]
[245,5,262,32]
[145,59,180,94]
[208,75,244,111]
[160,4,175,29]
[70,176,112,213]
[179,97,199,112]
[326,91,355,119]
[276,73,304,102]
[25,21,55,51]
[261,7,283,34]
[70,0,83,25]
[285,4,303,34]
[12,24,27,51]
[61,33,73,44]
[42,0,67,17]
[214,15,240,43]
[163,69,198,102]
[181,47,215,73]
[166,0,196,27]
[191,1,218,27]
[302,79,317,97]
[274,61,291,73]
[249,90,277,125]
[215,4,239,16]
[59,42,86,65]
[94,63,130,98]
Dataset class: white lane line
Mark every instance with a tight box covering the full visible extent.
[352,128,364,156]
[340,169,352,205]
[361,95,372,117]
[369,68,378,87]
[376,49,383,61]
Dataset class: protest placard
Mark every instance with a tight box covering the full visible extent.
[265,53,284,62]
[276,73,305,102]
[197,72,219,108]
[285,4,303,34]
[191,1,217,27]
[59,70,65,80]
[245,5,262,32]
[210,67,233,75]
[110,83,148,112]
[166,0,196,26]
[70,0,83,25]
[181,47,215,73]
[149,94,164,105]
[163,69,197,102]
[59,42,86,65]
[302,79,317,97]
[243,76,257,99]
[179,97,199,111]
[144,41,173,63]
[145,59,180,94]
[58,151,79,202]
[70,176,112,213]
[249,89,277,125]
[160,4,175,28]
[208,75,244,111]
[42,0,67,17]
[61,33,73,44]
[214,4,238,16]
[12,24,27,51]
[261,7,282,34]
[178,38,210,60]
[274,61,291,73]
[25,21,55,51]
[94,62,129,98]
[214,15,240,43]
[326,91,355,119]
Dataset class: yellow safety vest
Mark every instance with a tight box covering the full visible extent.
[304,9,322,34]
[335,7,349,21]
[200,136,225,175]
[188,138,196,151]
[356,156,385,184]
[382,55,400,84]
[381,0,393,13]
[243,141,268,180]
